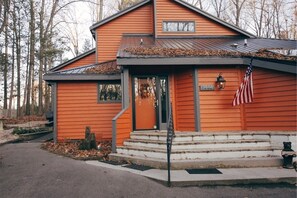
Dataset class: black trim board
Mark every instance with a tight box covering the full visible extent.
[43,74,121,81]
[117,57,296,74]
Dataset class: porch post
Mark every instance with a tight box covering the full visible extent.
[123,68,129,108]
[112,68,129,153]
[193,68,201,131]
[50,82,57,143]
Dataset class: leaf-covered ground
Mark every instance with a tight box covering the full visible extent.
[41,141,112,161]
[4,116,46,125]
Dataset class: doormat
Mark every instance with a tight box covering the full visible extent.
[99,160,126,166]
[186,168,222,174]
[124,164,154,171]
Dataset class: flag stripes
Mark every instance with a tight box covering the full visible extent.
[232,59,254,106]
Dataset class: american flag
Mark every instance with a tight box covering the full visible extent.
[232,59,254,106]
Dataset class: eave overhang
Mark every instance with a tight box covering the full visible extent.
[117,57,296,74]
[43,74,121,81]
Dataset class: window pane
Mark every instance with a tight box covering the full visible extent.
[160,78,167,123]
[98,83,122,102]
[163,21,195,32]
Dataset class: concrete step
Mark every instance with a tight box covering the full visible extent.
[116,145,282,160]
[130,131,271,142]
[108,153,284,169]
[124,139,271,150]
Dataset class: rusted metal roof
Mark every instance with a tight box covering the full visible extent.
[50,60,120,75]
[117,35,297,59]
[43,60,121,81]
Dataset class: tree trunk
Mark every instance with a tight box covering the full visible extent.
[8,34,15,118]
[12,3,21,117]
[26,0,36,115]
[3,18,8,110]
[38,0,45,115]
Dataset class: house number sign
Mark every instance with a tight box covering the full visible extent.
[200,85,215,91]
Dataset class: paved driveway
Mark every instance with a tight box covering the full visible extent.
[0,143,295,198]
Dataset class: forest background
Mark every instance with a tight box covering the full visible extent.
[0,0,296,118]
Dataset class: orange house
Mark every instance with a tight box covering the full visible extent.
[44,0,296,153]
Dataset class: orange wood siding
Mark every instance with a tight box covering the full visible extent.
[61,52,96,71]
[155,0,239,36]
[57,82,121,141]
[115,107,132,146]
[174,68,195,131]
[96,4,153,62]
[244,68,297,131]
[198,67,242,131]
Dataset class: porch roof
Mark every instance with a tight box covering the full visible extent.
[43,60,121,81]
[117,34,296,74]
[118,35,296,58]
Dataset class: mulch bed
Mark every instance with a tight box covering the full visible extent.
[41,141,112,161]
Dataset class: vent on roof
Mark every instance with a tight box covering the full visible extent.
[230,43,238,48]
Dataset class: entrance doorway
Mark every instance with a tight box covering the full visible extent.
[133,76,168,131]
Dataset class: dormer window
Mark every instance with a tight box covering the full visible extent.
[163,21,195,32]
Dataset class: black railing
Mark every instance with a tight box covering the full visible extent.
[166,102,175,187]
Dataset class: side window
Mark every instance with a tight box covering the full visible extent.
[98,82,122,103]
[163,21,195,32]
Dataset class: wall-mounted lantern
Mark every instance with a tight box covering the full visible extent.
[216,73,226,90]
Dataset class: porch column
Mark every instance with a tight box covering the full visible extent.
[123,68,130,108]
[49,82,57,143]
[193,68,201,131]
[112,67,129,152]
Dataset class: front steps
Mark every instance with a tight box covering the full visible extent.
[109,131,285,169]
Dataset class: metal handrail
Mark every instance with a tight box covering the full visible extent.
[166,102,175,187]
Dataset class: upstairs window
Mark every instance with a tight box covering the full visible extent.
[98,82,122,102]
[163,21,195,32]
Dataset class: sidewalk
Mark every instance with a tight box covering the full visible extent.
[86,160,297,187]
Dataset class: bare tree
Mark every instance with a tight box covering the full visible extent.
[230,0,247,27]
[25,0,36,115]
[0,0,10,34]
[247,0,267,37]
[211,0,228,18]
[117,0,140,11]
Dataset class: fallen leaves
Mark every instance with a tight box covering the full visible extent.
[85,61,120,74]
[124,47,296,61]
[41,141,112,161]
[4,116,46,125]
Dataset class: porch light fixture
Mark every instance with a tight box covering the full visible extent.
[216,73,226,90]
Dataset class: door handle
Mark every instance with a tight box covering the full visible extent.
[156,99,159,106]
